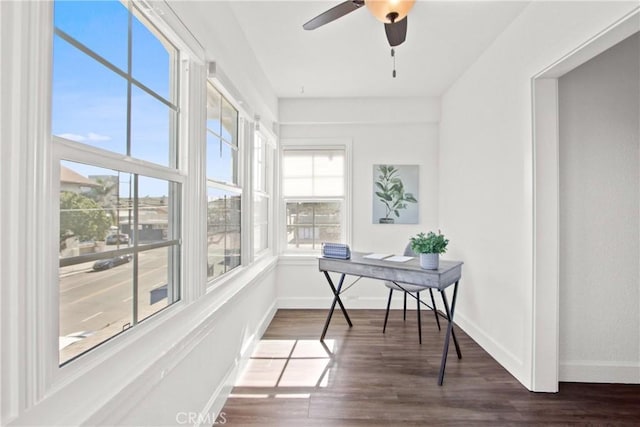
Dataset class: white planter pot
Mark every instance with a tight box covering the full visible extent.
[420,253,439,270]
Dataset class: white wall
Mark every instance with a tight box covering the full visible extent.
[558,33,640,383]
[169,1,279,130]
[438,1,639,389]
[278,97,441,309]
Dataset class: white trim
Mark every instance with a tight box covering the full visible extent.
[241,116,254,267]
[531,78,560,393]
[531,8,640,392]
[137,0,205,64]
[55,138,186,184]
[559,361,640,384]
[0,1,56,417]
[454,310,527,386]
[181,59,207,304]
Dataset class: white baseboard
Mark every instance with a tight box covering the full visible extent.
[559,360,640,383]
[446,311,528,387]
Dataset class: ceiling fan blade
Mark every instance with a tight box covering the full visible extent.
[384,16,408,47]
[303,0,364,31]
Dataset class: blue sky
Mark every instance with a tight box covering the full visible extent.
[53,0,173,196]
[53,0,236,197]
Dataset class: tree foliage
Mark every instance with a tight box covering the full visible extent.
[60,191,112,243]
[87,177,117,223]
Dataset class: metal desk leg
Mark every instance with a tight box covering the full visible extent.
[321,271,353,341]
[429,288,441,331]
[438,281,460,386]
[441,288,462,360]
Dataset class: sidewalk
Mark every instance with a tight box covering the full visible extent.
[59,260,95,278]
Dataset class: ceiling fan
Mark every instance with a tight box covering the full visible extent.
[303,0,416,47]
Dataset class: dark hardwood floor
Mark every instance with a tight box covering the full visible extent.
[220,309,640,426]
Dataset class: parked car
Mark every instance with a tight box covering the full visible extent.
[93,254,132,271]
[106,233,129,245]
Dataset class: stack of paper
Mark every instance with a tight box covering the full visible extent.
[386,255,413,263]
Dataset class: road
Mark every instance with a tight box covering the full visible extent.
[59,248,171,359]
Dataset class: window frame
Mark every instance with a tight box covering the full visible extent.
[204,81,246,286]
[279,139,352,256]
[252,127,276,259]
[45,0,200,384]
[54,141,185,365]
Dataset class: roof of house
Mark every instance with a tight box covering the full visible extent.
[60,166,99,187]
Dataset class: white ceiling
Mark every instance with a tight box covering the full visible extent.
[222,1,530,98]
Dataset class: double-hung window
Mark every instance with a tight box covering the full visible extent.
[206,83,241,281]
[253,131,275,256]
[53,0,182,365]
[282,143,349,252]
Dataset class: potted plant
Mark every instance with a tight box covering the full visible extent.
[374,165,417,224]
[410,231,449,270]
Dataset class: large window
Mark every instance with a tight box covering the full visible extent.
[206,83,241,281]
[282,147,347,251]
[53,0,181,364]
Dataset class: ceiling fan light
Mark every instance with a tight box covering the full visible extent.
[365,0,415,24]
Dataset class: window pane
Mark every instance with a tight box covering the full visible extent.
[136,176,177,246]
[254,195,269,253]
[59,162,133,364]
[52,35,128,154]
[221,97,238,145]
[282,152,312,178]
[207,133,238,184]
[206,85,222,135]
[137,246,179,322]
[286,202,341,250]
[130,85,174,167]
[282,149,344,197]
[54,0,128,72]
[59,161,180,364]
[60,161,129,250]
[59,251,133,365]
[314,178,344,197]
[207,188,241,280]
[254,224,269,254]
[253,134,266,192]
[314,151,344,177]
[132,9,175,101]
[282,178,313,197]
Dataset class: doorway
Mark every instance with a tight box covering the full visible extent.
[532,10,640,392]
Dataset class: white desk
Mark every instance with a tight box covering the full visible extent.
[318,251,463,385]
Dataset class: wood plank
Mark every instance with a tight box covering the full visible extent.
[219,309,640,425]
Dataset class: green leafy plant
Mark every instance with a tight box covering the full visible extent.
[410,231,449,254]
[375,165,417,219]
[59,191,111,245]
